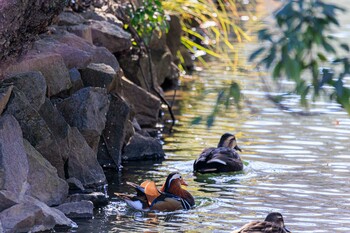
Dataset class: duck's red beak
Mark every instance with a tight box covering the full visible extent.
[180,178,188,186]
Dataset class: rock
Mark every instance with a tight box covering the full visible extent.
[67,24,93,44]
[32,35,92,69]
[0,0,65,61]
[0,86,13,115]
[3,71,46,111]
[66,178,85,192]
[122,132,165,161]
[0,191,18,212]
[81,10,123,26]
[80,63,120,92]
[90,20,131,53]
[66,127,106,187]
[100,94,131,167]
[4,53,72,97]
[122,77,161,127]
[0,219,3,233]
[0,114,29,195]
[92,46,121,72]
[49,30,120,71]
[57,87,110,152]
[24,140,69,207]
[68,68,84,95]
[151,48,175,86]
[55,201,93,219]
[57,11,85,26]
[4,88,67,177]
[65,192,108,208]
[0,195,76,233]
[117,51,157,91]
[166,15,182,59]
[97,137,116,168]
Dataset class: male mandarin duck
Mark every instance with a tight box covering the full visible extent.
[115,172,195,212]
[232,212,291,233]
[193,133,243,173]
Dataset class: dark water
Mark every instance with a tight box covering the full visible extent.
[73,1,350,232]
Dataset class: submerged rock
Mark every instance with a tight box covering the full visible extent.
[55,200,94,219]
[65,192,108,208]
[122,132,165,161]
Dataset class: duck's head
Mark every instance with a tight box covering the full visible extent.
[218,133,242,152]
[265,212,291,232]
[162,172,188,193]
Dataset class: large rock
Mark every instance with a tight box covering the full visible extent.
[81,10,123,26]
[5,88,67,178]
[67,24,93,44]
[122,132,165,161]
[80,63,121,92]
[122,77,161,127]
[0,0,65,61]
[90,20,131,53]
[39,98,106,187]
[0,86,13,115]
[0,195,76,233]
[4,53,72,97]
[56,11,85,26]
[66,127,106,187]
[0,114,29,195]
[100,94,131,167]
[55,201,94,219]
[32,31,120,71]
[24,140,69,207]
[3,72,46,111]
[57,87,110,152]
[0,191,18,212]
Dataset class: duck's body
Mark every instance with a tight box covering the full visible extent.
[194,133,243,173]
[232,212,291,233]
[115,172,195,212]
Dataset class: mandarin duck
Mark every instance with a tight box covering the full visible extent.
[115,172,195,212]
[232,212,291,233]
[193,133,243,173]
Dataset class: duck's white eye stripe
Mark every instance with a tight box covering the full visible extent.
[168,173,181,188]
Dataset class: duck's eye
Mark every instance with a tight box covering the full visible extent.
[179,176,182,179]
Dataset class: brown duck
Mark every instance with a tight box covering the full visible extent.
[115,172,195,212]
[193,133,243,173]
[232,212,291,233]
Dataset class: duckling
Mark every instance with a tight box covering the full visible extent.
[115,172,195,212]
[232,212,291,233]
[193,133,243,173]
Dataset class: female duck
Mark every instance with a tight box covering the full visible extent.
[115,172,195,212]
[232,212,291,233]
[193,133,243,173]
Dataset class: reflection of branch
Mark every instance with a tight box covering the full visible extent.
[257,67,320,116]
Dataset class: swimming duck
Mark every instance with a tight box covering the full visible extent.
[115,172,195,212]
[232,212,291,233]
[193,133,243,173]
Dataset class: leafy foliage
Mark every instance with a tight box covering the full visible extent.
[163,0,250,70]
[250,0,350,113]
[126,0,168,45]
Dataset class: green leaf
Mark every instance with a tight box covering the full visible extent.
[317,53,327,62]
[272,61,283,79]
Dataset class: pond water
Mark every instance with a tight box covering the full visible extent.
[72,1,350,232]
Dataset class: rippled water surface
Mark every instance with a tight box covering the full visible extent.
[75,1,350,232]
